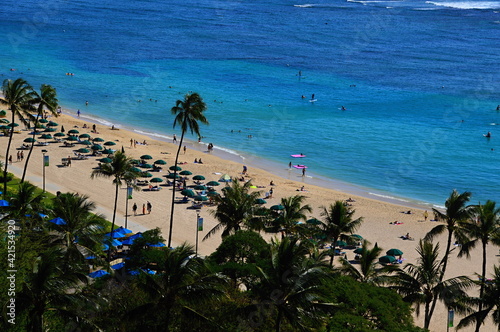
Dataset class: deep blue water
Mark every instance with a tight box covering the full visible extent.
[0,0,499,206]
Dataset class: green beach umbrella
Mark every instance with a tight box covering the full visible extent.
[0,110,6,117]
[76,148,90,153]
[38,118,48,123]
[80,140,92,146]
[181,189,195,197]
[194,195,208,202]
[0,119,9,123]
[169,165,182,171]
[54,132,65,137]
[207,191,219,197]
[154,160,167,165]
[24,137,36,143]
[47,121,58,127]
[44,127,56,132]
[104,141,116,146]
[66,136,78,142]
[36,124,46,129]
[91,144,103,150]
[351,234,363,240]
[93,137,104,142]
[141,172,153,178]
[270,204,285,211]
[141,163,153,169]
[150,177,164,183]
[0,125,9,130]
[193,175,205,181]
[165,173,180,179]
[99,157,113,163]
[179,170,192,175]
[130,159,140,165]
[131,167,141,173]
[335,240,347,247]
[194,185,206,191]
[140,154,153,160]
[8,122,19,127]
[255,198,267,205]
[306,218,321,225]
[206,181,220,186]
[40,134,52,140]
[68,129,79,134]
[379,255,397,264]
[353,248,364,255]
[79,133,91,139]
[102,148,114,154]
[386,249,403,256]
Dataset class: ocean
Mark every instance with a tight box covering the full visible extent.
[0,0,499,207]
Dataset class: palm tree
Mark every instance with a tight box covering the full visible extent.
[338,240,392,285]
[204,179,263,240]
[49,193,106,270]
[457,200,500,332]
[319,200,363,266]
[167,93,208,247]
[21,84,59,183]
[389,240,473,330]
[268,195,312,239]
[255,237,334,332]
[90,151,140,260]
[1,181,46,227]
[0,78,36,198]
[457,265,500,331]
[129,243,227,332]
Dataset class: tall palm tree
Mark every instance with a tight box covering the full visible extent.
[457,265,500,331]
[90,151,140,258]
[320,200,363,266]
[1,181,46,228]
[268,195,312,239]
[338,240,392,285]
[0,78,36,198]
[50,193,106,270]
[21,84,59,183]
[167,93,208,247]
[457,200,500,332]
[255,237,334,332]
[389,240,473,330]
[129,243,227,332]
[204,179,263,240]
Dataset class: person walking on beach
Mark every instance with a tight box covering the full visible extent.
[8,155,12,165]
[288,161,292,169]
[77,109,81,117]
[147,201,152,214]
[132,203,137,216]
[142,203,146,215]
[302,168,306,176]
[173,134,177,143]
[17,151,20,162]
[20,151,24,161]
[424,210,428,221]
[183,145,186,154]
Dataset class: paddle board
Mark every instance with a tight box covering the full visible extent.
[309,99,317,103]
[291,154,306,158]
[293,165,308,169]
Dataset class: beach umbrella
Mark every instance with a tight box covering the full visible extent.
[154,160,167,165]
[270,204,285,211]
[194,195,209,202]
[40,134,52,140]
[76,148,90,153]
[150,177,164,183]
[181,189,195,197]
[193,175,205,181]
[0,119,8,123]
[91,144,103,150]
[54,132,65,137]
[306,218,321,225]
[386,248,403,256]
[44,127,56,132]
[207,191,219,197]
[117,226,132,234]
[105,229,126,238]
[104,141,116,146]
[140,154,153,160]
[79,133,91,139]
[335,240,347,247]
[107,238,123,246]
[219,174,232,182]
[0,125,10,130]
[141,172,153,178]
[0,200,10,207]
[93,137,104,142]
[179,170,192,175]
[8,122,19,127]
[351,234,363,240]
[165,173,180,179]
[80,140,92,146]
[66,136,78,141]
[35,124,47,129]
[206,181,220,186]
[68,129,79,134]
[353,248,364,254]
[121,238,135,246]
[169,165,182,171]
[102,148,114,154]
[24,137,36,143]
[38,118,48,123]
[111,262,125,270]
[130,159,140,164]
[141,163,153,169]
[194,185,206,191]
[379,255,397,264]
[148,242,166,247]
[130,167,141,173]
[49,217,67,225]
[47,121,58,127]
[89,270,110,278]
[99,157,113,163]
[255,198,267,205]
[0,110,6,117]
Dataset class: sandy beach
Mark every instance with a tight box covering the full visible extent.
[1,111,498,331]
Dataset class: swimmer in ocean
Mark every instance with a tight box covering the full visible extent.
[341,106,346,110]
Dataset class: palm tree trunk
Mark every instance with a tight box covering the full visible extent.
[275,307,282,332]
[424,300,431,330]
[475,240,488,332]
[107,181,119,264]
[167,131,184,248]
[329,237,337,266]
[3,112,15,199]
[21,113,41,182]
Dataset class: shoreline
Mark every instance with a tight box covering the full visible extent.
[63,107,441,211]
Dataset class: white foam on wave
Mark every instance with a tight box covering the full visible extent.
[426,1,500,10]
[369,192,410,203]
[294,4,315,7]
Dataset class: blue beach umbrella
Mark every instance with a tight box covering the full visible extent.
[148,242,166,247]
[89,270,110,278]
[111,262,125,270]
[49,217,67,225]
[0,199,9,207]
[117,226,133,234]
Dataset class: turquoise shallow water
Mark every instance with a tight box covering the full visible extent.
[0,0,499,206]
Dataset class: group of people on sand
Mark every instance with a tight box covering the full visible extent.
[132,201,152,215]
